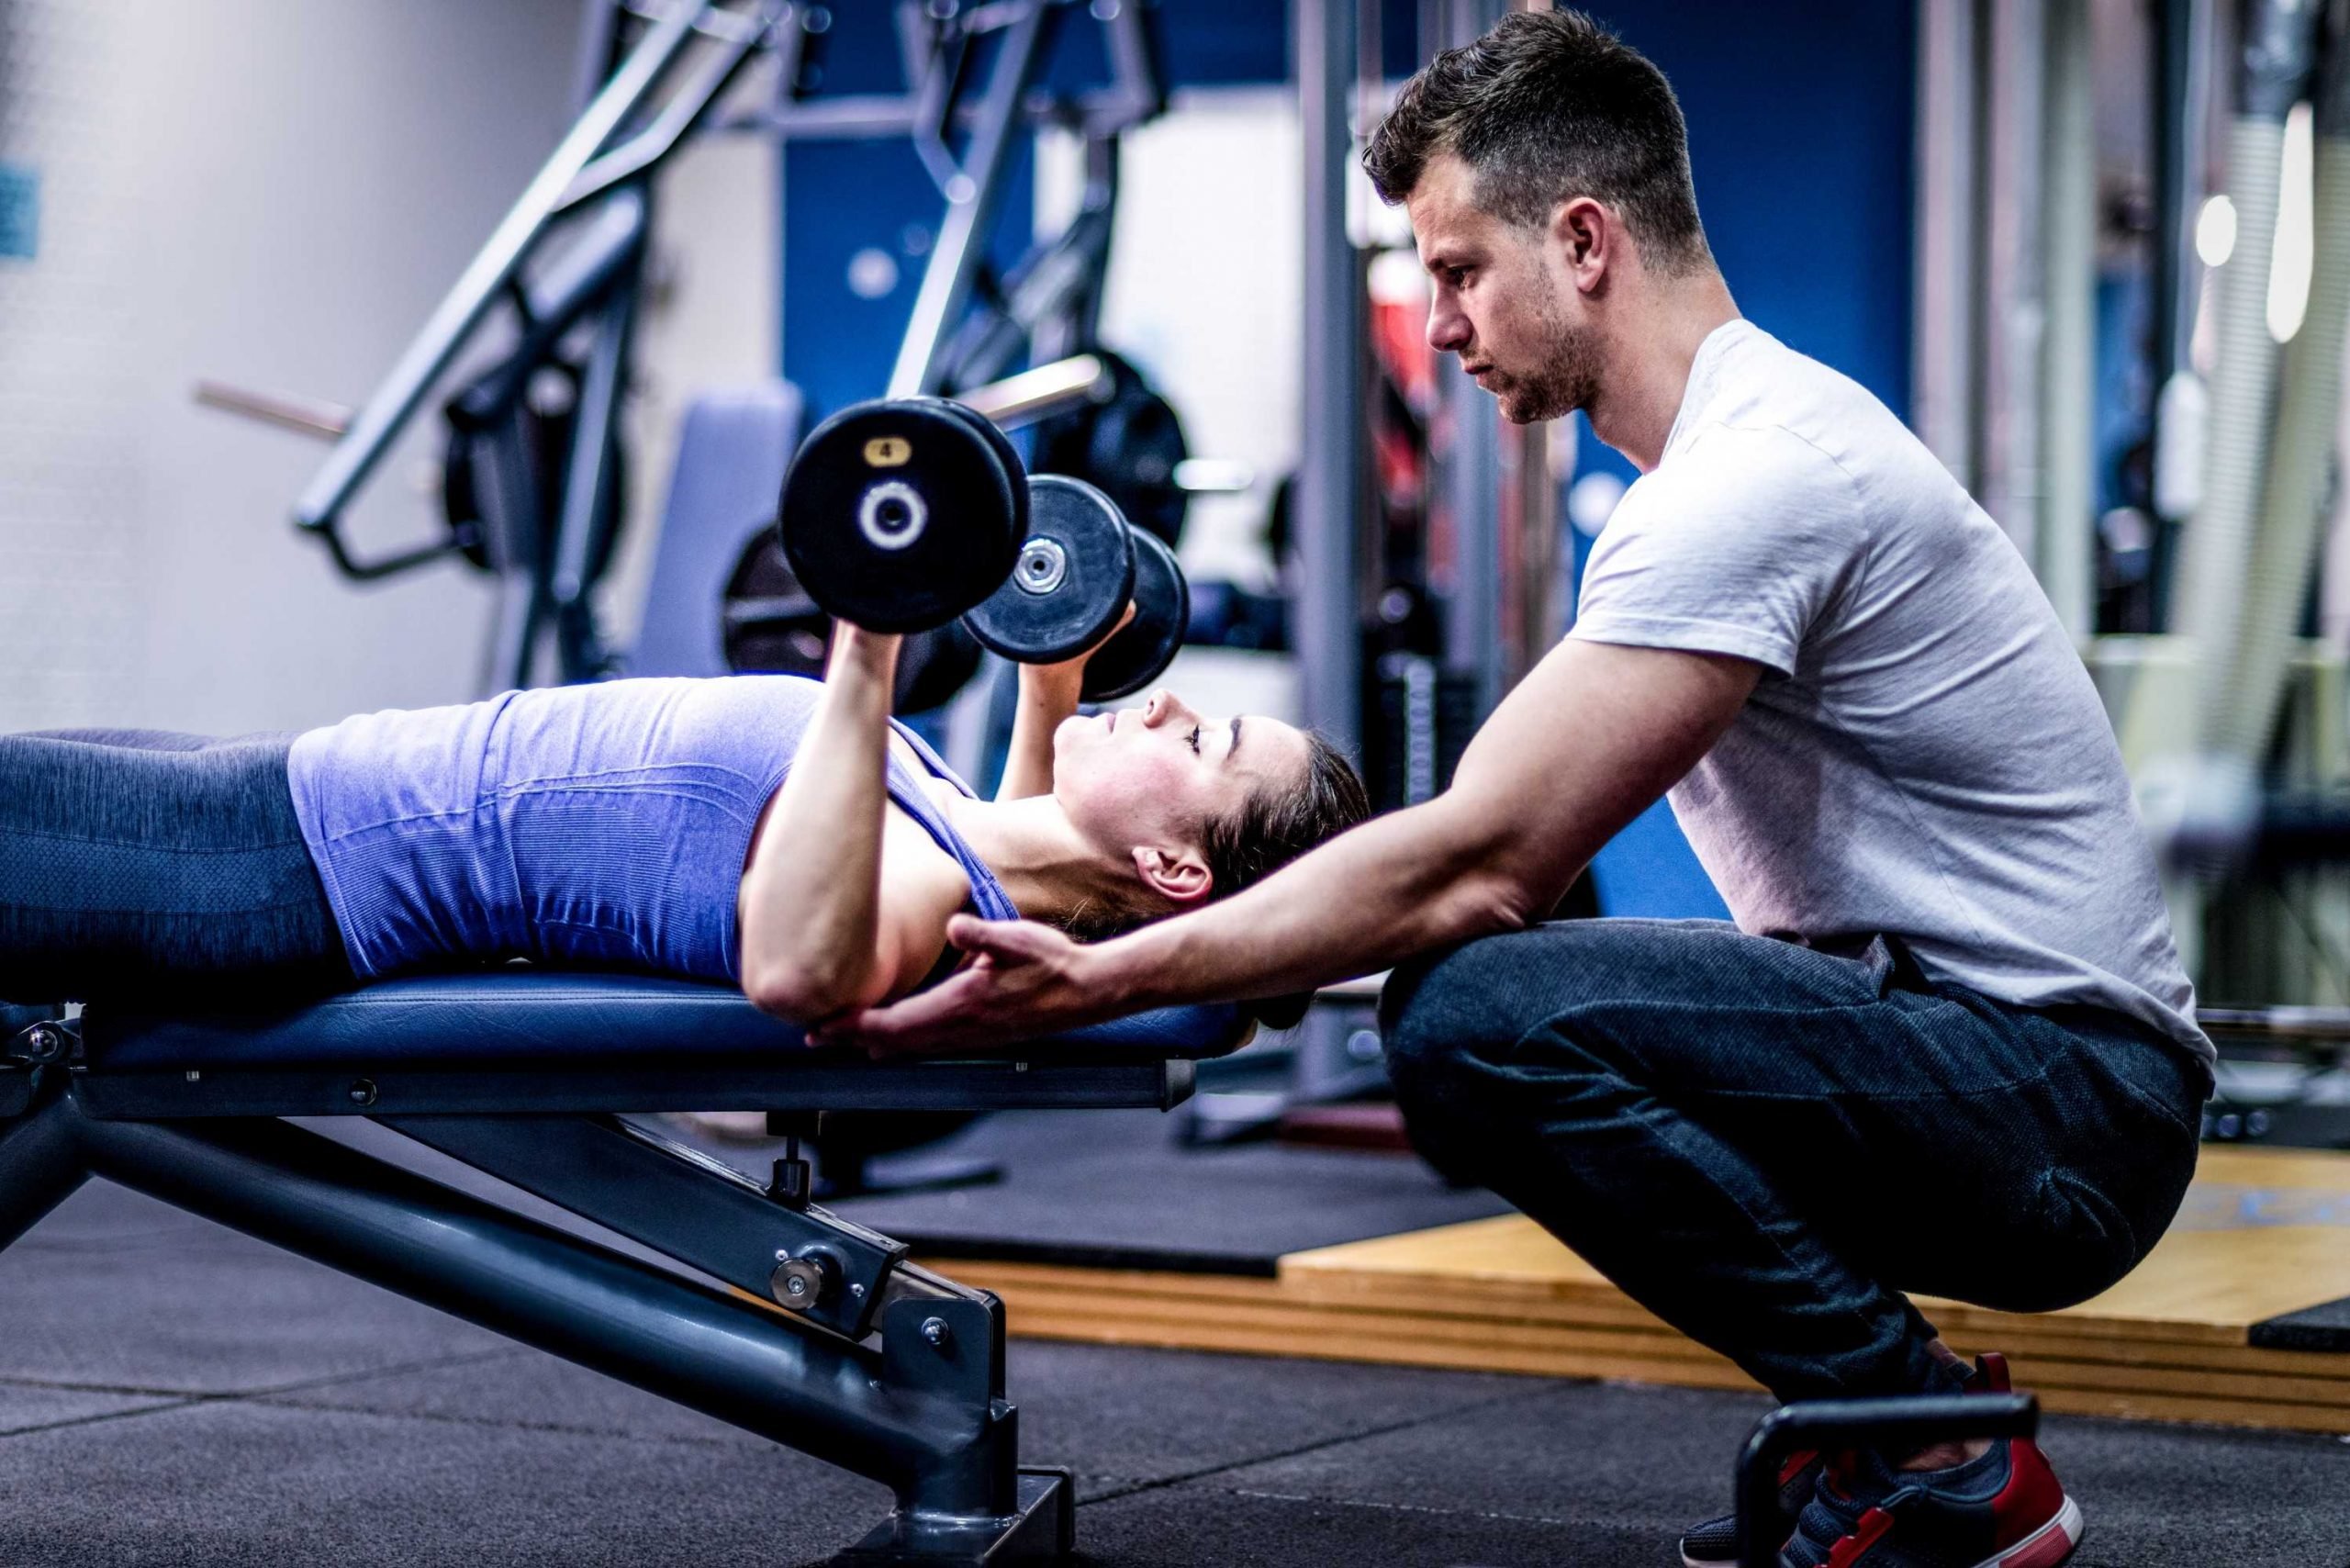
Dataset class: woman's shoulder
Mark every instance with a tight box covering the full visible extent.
[880,805,974,892]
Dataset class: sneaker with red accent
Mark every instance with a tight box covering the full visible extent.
[1680,1355,2081,1568]
[1780,1356,2083,1568]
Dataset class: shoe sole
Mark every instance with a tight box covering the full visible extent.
[1678,1495,2084,1568]
[1976,1495,2084,1568]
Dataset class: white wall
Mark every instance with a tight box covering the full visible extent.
[0,0,584,734]
[605,131,780,655]
[1039,86,1304,593]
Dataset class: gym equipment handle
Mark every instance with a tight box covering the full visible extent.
[195,380,353,442]
[958,353,1110,427]
[1735,1394,2038,1568]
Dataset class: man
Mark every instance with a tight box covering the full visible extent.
[828,13,2211,1566]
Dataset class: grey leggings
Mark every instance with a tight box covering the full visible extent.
[0,730,351,1005]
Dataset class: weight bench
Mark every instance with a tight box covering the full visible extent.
[0,973,1251,1564]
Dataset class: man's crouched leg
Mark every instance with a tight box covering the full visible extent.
[1378,920,2202,1566]
[1376,918,2203,1404]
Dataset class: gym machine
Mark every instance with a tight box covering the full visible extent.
[2115,1,2350,1151]
[200,0,1174,699]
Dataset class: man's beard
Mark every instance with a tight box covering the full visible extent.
[1488,297,1600,425]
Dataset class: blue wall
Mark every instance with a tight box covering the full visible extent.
[1617,0,1916,412]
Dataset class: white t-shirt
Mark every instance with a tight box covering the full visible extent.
[1571,319,2210,1066]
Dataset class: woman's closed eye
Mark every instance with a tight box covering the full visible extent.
[1187,724,1202,755]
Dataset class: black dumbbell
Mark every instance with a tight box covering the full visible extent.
[961,476,1191,702]
[1080,526,1189,702]
[963,476,1136,666]
[778,396,1190,696]
[778,397,1024,634]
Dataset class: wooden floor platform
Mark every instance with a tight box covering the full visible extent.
[930,1146,2350,1435]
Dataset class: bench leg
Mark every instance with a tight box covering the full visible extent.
[58,1095,1066,1562]
[0,1090,91,1251]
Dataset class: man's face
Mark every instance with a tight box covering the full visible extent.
[1406,152,1599,424]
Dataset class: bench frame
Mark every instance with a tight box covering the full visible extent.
[0,1007,1214,1564]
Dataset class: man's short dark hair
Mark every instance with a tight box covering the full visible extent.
[1363,10,1710,274]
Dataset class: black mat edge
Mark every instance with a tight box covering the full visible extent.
[897,1234,1280,1278]
[2249,1295,2350,1352]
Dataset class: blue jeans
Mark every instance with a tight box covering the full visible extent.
[0,730,350,1005]
[1379,919,2207,1403]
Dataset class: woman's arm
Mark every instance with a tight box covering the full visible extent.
[995,663,1085,801]
[995,604,1136,801]
[737,628,969,1021]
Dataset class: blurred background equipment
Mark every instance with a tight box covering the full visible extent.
[197,1,1176,711]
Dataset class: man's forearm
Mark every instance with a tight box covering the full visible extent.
[1097,796,1532,1010]
[1071,643,1762,1014]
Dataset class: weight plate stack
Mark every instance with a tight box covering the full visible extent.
[778,398,1024,634]
[963,476,1138,666]
[1082,526,1190,703]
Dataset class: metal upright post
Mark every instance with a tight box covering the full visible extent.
[1427,0,1507,719]
[1296,0,1365,754]
[2038,0,2097,640]
[1978,0,2052,570]
[887,2,1055,396]
[2154,0,2220,391]
[1913,0,1986,487]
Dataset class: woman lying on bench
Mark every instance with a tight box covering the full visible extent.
[0,623,1369,1025]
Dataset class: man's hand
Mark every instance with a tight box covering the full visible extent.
[814,913,1127,1057]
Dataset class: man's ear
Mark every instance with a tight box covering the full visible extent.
[1553,196,1611,291]
[1132,844,1213,909]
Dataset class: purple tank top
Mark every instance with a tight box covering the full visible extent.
[285,675,1017,983]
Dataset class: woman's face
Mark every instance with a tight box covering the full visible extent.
[1053,689,1310,871]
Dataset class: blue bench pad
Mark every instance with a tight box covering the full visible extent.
[78,973,1249,1071]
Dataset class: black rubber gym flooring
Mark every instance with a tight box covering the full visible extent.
[1,1148,2347,1563]
[822,1107,1515,1272]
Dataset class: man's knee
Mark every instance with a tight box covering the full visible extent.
[1382,939,1507,1084]
[1381,929,1561,1049]
[1378,935,1563,1175]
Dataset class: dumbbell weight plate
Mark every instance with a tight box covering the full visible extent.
[935,396,1027,505]
[963,476,1137,666]
[779,398,1024,634]
[910,394,1032,629]
[1082,526,1190,703]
